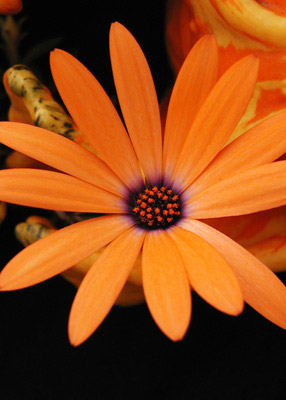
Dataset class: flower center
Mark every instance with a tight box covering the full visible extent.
[129,185,182,230]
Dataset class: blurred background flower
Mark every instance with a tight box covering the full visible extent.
[166,0,286,137]
[165,0,286,272]
[0,0,21,15]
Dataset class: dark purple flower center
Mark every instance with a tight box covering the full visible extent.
[129,185,182,230]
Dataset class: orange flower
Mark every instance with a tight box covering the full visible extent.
[0,23,285,346]
[0,0,22,14]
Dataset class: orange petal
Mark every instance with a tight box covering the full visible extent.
[0,168,123,213]
[142,230,191,341]
[180,218,286,329]
[170,226,243,315]
[188,111,286,194]
[68,227,145,346]
[189,161,286,218]
[0,215,130,290]
[172,55,259,190]
[0,122,126,196]
[163,35,218,180]
[110,22,162,185]
[50,49,143,189]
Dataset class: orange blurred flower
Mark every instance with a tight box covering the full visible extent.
[165,0,286,271]
[166,0,286,136]
[0,0,22,14]
[0,24,285,345]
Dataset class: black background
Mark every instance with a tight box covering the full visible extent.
[0,1,285,399]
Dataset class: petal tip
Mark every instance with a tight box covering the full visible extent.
[68,335,82,347]
[231,300,245,316]
[50,48,62,58]
[201,33,217,45]
[110,21,121,28]
[242,54,260,73]
[50,48,70,67]
[191,33,218,57]
[216,288,245,317]
[169,329,188,342]
[110,21,126,38]
[159,323,188,342]
[68,321,89,347]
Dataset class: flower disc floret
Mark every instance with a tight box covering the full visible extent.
[129,185,182,230]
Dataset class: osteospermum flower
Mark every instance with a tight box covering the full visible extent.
[0,23,286,346]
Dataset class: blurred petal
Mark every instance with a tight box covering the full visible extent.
[170,226,243,315]
[181,218,286,329]
[247,235,286,273]
[69,227,145,346]
[173,56,259,190]
[0,201,6,223]
[165,0,195,74]
[0,169,123,213]
[110,22,162,185]
[189,161,286,218]
[0,122,126,196]
[206,208,286,247]
[115,282,145,306]
[163,35,218,180]
[50,49,143,189]
[205,209,286,272]
[142,230,191,341]
[0,215,130,290]
[5,150,45,169]
[189,111,286,194]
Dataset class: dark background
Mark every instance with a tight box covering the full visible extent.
[0,1,285,398]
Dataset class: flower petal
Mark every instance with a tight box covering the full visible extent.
[181,218,286,329]
[0,215,130,290]
[50,49,143,190]
[163,35,218,180]
[68,227,145,346]
[142,230,191,341]
[0,122,126,196]
[189,161,286,218]
[188,111,286,194]
[109,22,162,185]
[0,168,123,213]
[170,226,243,315]
[172,55,259,190]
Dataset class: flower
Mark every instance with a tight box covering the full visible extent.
[0,23,285,346]
[0,0,22,14]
